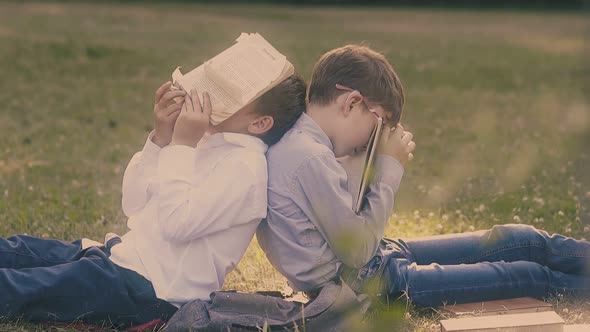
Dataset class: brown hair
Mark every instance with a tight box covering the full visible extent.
[307,45,405,125]
[255,74,307,146]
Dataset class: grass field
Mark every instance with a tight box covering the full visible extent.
[0,1,589,331]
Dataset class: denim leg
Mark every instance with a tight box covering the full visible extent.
[402,224,590,275]
[0,235,84,268]
[0,245,176,327]
[385,257,590,307]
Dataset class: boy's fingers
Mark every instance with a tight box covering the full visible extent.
[380,127,390,146]
[155,81,172,104]
[165,102,183,115]
[202,92,212,116]
[158,90,186,107]
[401,131,413,144]
[192,89,202,113]
[184,94,194,113]
[169,109,181,121]
[393,123,405,139]
[408,141,416,152]
[181,97,188,113]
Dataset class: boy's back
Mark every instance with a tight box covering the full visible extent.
[257,113,404,292]
[258,113,340,291]
[115,131,268,306]
[257,45,410,294]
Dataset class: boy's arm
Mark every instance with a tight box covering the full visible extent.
[295,153,404,269]
[121,131,161,217]
[155,146,264,242]
[121,81,186,217]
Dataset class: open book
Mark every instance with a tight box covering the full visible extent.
[170,33,294,125]
[337,120,385,214]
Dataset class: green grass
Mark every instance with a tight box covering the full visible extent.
[1,2,589,331]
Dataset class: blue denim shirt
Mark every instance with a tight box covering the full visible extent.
[256,113,404,292]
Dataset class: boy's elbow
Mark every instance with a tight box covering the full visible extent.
[338,238,380,269]
[160,224,183,242]
[342,250,373,269]
[157,202,195,242]
[121,196,139,218]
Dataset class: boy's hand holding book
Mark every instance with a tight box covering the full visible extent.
[170,88,212,148]
[152,81,186,148]
[379,124,416,166]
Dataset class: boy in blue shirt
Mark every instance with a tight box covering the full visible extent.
[257,45,590,307]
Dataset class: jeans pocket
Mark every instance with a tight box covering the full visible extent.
[343,239,397,295]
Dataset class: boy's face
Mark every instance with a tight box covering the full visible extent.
[332,97,390,158]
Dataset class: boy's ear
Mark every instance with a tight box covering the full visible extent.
[341,92,364,117]
[248,115,274,135]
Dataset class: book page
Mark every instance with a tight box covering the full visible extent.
[206,34,286,104]
[172,66,240,125]
[170,33,292,125]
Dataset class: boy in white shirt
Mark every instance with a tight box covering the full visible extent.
[0,75,306,328]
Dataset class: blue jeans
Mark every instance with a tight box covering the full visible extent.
[0,234,177,327]
[346,224,590,307]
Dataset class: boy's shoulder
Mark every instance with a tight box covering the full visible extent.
[267,123,334,175]
[213,133,268,179]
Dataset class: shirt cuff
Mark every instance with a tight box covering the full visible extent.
[375,155,404,192]
[158,145,197,181]
[141,131,162,166]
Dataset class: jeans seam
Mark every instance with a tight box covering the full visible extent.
[458,242,545,263]
[409,280,548,294]
[547,246,590,257]
[460,241,590,264]
[0,249,71,264]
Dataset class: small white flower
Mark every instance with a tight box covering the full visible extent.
[513,215,521,223]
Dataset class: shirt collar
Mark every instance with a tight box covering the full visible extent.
[200,132,268,154]
[292,113,333,150]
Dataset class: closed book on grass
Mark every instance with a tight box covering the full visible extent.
[171,32,294,125]
[438,297,553,317]
[440,311,565,332]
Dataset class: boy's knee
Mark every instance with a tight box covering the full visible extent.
[489,224,544,244]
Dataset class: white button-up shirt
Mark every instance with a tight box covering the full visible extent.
[91,131,268,307]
